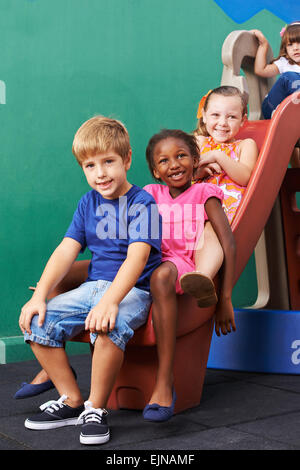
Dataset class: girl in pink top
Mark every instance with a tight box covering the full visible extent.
[142,129,236,422]
[144,181,223,294]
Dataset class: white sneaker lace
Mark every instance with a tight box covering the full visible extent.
[77,401,108,425]
[40,394,68,413]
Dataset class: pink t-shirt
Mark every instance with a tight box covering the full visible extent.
[144,182,223,293]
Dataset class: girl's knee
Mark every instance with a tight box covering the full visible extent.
[150,264,177,294]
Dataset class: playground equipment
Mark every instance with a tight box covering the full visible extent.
[221,29,289,310]
[220,29,276,121]
[208,30,300,374]
[54,30,300,411]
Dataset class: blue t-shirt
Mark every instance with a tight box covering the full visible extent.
[65,184,162,292]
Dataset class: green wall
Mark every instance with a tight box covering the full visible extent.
[0,0,284,362]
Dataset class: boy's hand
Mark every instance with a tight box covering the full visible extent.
[19,298,47,335]
[85,299,119,334]
[214,298,236,337]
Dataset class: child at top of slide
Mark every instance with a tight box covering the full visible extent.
[251,23,300,118]
[251,23,300,166]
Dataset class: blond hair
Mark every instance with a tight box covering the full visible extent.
[72,116,131,165]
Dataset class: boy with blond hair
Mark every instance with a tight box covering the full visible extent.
[19,116,162,445]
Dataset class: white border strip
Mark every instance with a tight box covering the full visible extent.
[0,340,6,364]
[0,80,6,104]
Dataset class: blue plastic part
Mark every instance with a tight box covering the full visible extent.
[207,309,300,374]
[213,0,300,24]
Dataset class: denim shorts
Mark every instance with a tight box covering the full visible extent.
[23,280,152,351]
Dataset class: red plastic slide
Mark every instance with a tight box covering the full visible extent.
[64,93,300,412]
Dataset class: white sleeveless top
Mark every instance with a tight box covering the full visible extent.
[274,56,300,74]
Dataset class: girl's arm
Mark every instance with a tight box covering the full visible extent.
[194,135,222,180]
[204,197,236,336]
[19,237,82,333]
[196,161,222,180]
[198,138,258,186]
[251,29,279,77]
[85,241,151,333]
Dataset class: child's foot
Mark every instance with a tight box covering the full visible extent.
[147,384,173,408]
[31,368,51,385]
[179,272,218,307]
[14,367,77,399]
[14,379,55,399]
[79,401,110,445]
[143,388,177,422]
[24,395,84,430]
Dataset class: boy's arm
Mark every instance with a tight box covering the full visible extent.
[85,241,151,333]
[204,197,236,336]
[19,237,82,334]
[251,29,279,77]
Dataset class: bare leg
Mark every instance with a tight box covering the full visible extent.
[180,222,224,306]
[88,334,124,408]
[30,368,52,385]
[194,222,224,278]
[30,342,83,407]
[27,260,90,386]
[148,262,178,407]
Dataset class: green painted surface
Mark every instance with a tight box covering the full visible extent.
[0,0,285,362]
[0,336,90,364]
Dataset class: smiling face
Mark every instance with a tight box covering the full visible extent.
[82,150,132,199]
[152,137,198,198]
[203,94,245,143]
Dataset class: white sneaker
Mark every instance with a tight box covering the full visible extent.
[25,395,85,430]
[79,401,110,445]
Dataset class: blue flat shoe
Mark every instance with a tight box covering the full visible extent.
[14,380,55,399]
[143,389,177,422]
[14,367,77,399]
